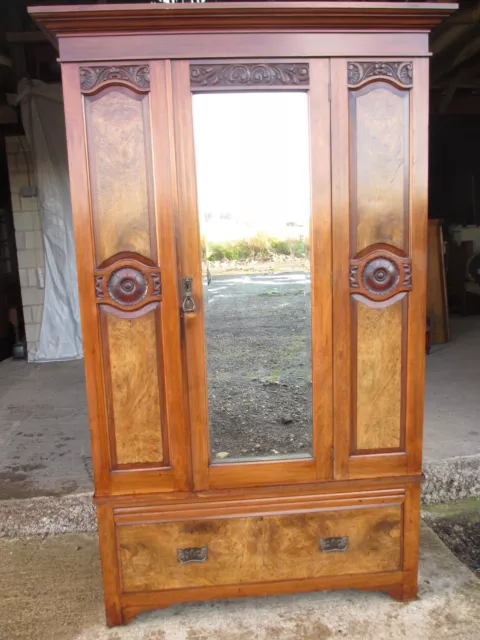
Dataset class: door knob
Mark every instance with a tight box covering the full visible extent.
[182,277,196,313]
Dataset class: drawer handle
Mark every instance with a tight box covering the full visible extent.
[177,546,208,564]
[319,536,349,553]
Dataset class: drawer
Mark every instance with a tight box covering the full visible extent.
[117,505,402,593]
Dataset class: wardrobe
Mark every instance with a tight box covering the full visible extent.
[31,1,455,626]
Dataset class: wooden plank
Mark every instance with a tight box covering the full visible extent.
[171,60,209,491]
[96,505,124,626]
[427,219,450,345]
[400,483,421,601]
[309,59,334,481]
[331,57,352,481]
[112,490,405,525]
[405,59,430,475]
[57,33,429,64]
[208,459,316,490]
[149,60,191,493]
[61,62,112,494]
[30,3,455,36]
[120,569,405,623]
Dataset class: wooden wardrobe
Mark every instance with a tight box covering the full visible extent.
[31,1,455,626]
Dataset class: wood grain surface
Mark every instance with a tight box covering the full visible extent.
[104,307,164,465]
[43,0,438,622]
[85,88,155,265]
[350,82,409,254]
[355,300,402,451]
[118,505,402,592]
[332,58,426,480]
[427,219,450,344]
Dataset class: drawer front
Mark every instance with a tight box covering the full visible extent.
[117,505,402,593]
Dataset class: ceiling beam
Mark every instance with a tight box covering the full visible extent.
[431,23,469,55]
[34,22,58,52]
[430,1,480,62]
[432,84,480,90]
[439,83,458,113]
[437,57,480,112]
[431,10,480,84]
[431,92,480,115]
[6,1,27,81]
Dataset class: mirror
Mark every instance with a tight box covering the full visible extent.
[192,92,312,463]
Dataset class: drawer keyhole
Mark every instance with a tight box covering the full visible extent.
[319,536,349,553]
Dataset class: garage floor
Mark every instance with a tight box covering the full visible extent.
[0,315,479,501]
[1,524,479,640]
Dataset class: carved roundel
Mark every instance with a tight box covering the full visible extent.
[107,267,148,306]
[349,245,412,305]
[94,255,162,310]
[362,257,400,296]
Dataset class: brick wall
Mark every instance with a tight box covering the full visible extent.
[5,136,45,361]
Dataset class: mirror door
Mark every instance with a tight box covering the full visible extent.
[172,60,332,490]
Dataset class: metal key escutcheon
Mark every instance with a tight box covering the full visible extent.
[182,277,196,313]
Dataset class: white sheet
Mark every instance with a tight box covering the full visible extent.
[17,79,82,361]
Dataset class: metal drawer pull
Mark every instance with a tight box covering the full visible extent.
[177,546,208,564]
[181,277,196,313]
[319,536,349,553]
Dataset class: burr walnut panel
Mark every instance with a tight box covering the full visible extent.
[102,306,166,467]
[117,505,402,593]
[355,299,404,452]
[84,87,155,265]
[350,81,410,254]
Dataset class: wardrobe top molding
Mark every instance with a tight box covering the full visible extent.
[29,3,457,37]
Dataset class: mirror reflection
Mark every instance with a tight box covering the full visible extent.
[192,92,312,463]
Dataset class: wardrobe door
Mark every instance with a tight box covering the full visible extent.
[331,59,428,480]
[172,59,333,490]
[62,61,190,496]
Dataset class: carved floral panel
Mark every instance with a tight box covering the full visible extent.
[190,63,309,88]
[347,61,413,88]
[80,65,150,94]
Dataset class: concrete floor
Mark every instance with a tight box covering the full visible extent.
[0,358,91,499]
[0,315,479,501]
[424,315,480,460]
[0,524,479,640]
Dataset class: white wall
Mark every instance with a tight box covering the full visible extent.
[5,136,45,360]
